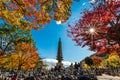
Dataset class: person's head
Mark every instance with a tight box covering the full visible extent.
[14,74,17,77]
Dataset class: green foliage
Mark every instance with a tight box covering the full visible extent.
[34,57,43,70]
[84,57,93,66]
[0,23,34,55]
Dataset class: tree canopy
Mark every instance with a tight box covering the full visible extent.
[68,0,120,54]
[0,22,39,70]
[0,0,74,30]
[0,23,34,55]
[1,42,39,70]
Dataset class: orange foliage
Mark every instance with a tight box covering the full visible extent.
[24,0,36,7]
[92,55,103,66]
[108,44,120,56]
[0,42,39,70]
[14,42,39,70]
[1,0,72,30]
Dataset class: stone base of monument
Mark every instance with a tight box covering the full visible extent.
[97,74,120,80]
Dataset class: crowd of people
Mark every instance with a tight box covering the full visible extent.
[0,63,98,80]
[0,69,97,80]
[0,62,120,80]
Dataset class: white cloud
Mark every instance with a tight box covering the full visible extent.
[56,21,62,24]
[43,59,74,68]
[62,61,73,66]
[43,59,57,63]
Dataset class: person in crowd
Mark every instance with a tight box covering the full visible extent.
[11,74,17,80]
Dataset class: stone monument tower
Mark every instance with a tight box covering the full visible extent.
[56,38,63,67]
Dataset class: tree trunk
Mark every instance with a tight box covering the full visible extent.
[18,64,22,70]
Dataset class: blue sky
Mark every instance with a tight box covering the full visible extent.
[31,0,95,63]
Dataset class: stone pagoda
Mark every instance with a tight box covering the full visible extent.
[56,38,63,67]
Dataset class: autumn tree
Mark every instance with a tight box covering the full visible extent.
[0,23,34,55]
[0,0,78,29]
[68,0,120,54]
[92,55,102,67]
[15,42,39,70]
[103,55,119,68]
[0,54,14,69]
[2,42,39,70]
